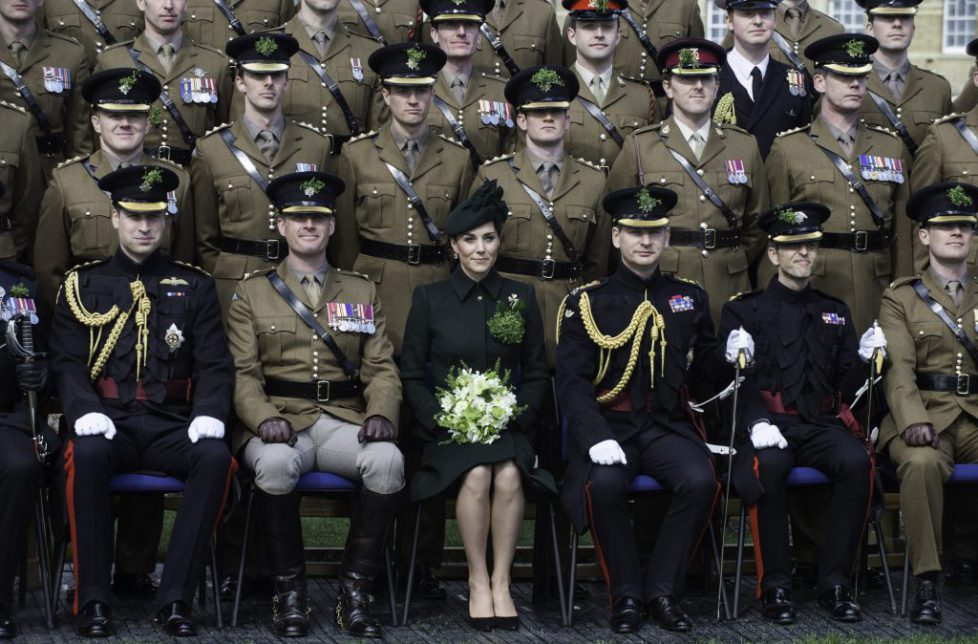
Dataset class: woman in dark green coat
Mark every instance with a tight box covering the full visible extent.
[400,180,552,631]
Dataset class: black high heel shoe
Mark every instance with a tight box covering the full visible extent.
[467,615,495,631]
[495,614,520,631]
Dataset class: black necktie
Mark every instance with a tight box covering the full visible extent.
[750,66,763,103]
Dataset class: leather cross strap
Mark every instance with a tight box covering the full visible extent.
[267,272,359,379]
[952,116,978,156]
[657,133,738,229]
[479,23,519,76]
[0,61,54,134]
[576,96,624,147]
[771,31,807,72]
[295,49,361,135]
[127,46,197,147]
[867,91,917,156]
[617,7,663,93]
[371,136,442,243]
[811,136,887,230]
[218,128,268,190]
[213,0,246,36]
[347,0,387,44]
[505,158,579,260]
[911,279,978,365]
[432,95,481,167]
[71,0,117,44]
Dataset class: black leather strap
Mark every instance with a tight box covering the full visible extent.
[911,279,978,365]
[867,91,917,156]
[618,8,663,92]
[71,0,117,44]
[479,23,519,76]
[295,49,361,135]
[0,61,54,134]
[952,116,978,156]
[576,96,624,147]
[668,228,739,249]
[221,235,288,260]
[432,95,481,167]
[360,238,446,264]
[916,373,978,395]
[347,0,387,44]
[657,133,738,229]
[810,135,887,230]
[819,230,888,252]
[264,376,362,401]
[213,0,246,36]
[771,31,807,72]
[218,128,268,190]
[496,255,582,280]
[128,45,197,147]
[267,272,359,379]
[371,137,442,243]
[504,158,579,260]
[150,145,193,167]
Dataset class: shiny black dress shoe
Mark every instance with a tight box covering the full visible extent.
[910,578,942,625]
[945,559,978,588]
[761,587,795,625]
[647,595,692,632]
[0,607,17,640]
[156,600,196,637]
[412,563,447,601]
[76,601,114,638]
[817,585,861,622]
[112,572,159,598]
[272,574,310,638]
[609,596,642,633]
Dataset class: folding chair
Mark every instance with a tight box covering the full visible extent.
[16,486,55,628]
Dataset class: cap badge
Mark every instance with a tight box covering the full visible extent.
[140,168,163,193]
[636,187,660,213]
[776,207,807,225]
[948,185,974,208]
[844,39,865,58]
[301,177,325,197]
[406,45,426,71]
[588,0,610,11]
[118,70,139,95]
[678,48,700,67]
[531,67,563,92]
[255,36,278,57]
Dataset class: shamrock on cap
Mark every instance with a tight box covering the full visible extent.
[255,36,278,57]
[301,177,326,197]
[678,48,700,67]
[406,46,426,71]
[531,68,564,92]
[636,188,661,213]
[119,70,139,95]
[949,185,974,208]
[777,207,808,225]
[139,168,164,193]
[844,39,865,57]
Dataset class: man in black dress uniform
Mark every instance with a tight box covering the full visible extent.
[51,165,236,638]
[556,185,720,634]
[720,202,887,623]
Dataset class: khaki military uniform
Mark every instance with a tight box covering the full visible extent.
[859,64,952,151]
[605,117,769,324]
[43,0,142,63]
[428,68,512,165]
[0,101,43,264]
[879,271,978,574]
[605,0,703,84]
[337,0,420,46]
[470,0,563,79]
[96,34,234,163]
[191,119,333,312]
[331,127,476,353]
[953,71,978,114]
[474,149,610,364]
[764,119,913,332]
[179,0,296,52]
[723,7,843,74]
[227,262,402,454]
[0,29,93,175]
[33,150,193,308]
[565,67,655,170]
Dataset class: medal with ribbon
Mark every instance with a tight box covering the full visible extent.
[327,302,376,334]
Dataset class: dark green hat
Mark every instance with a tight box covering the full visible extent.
[82,68,161,112]
[504,65,579,111]
[267,171,345,216]
[445,179,509,236]
[369,43,446,86]
[98,165,179,214]
[603,185,677,228]
[805,34,878,76]
[422,0,493,22]
[759,202,830,243]
[226,33,299,73]
[906,182,978,226]
[715,0,781,9]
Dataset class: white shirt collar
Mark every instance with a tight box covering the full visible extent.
[574,62,614,96]
[726,47,770,100]
[673,117,712,147]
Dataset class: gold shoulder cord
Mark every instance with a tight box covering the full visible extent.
[63,272,151,381]
[577,292,666,404]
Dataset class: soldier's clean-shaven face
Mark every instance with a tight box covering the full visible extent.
[919,223,976,264]
[613,225,670,273]
[138,0,186,37]
[0,0,42,24]
[727,9,775,48]
[664,74,719,120]
[866,14,915,53]
[431,20,480,60]
[112,209,166,262]
[451,221,500,282]
[302,0,341,13]
[516,108,568,145]
[92,111,150,156]
[567,19,620,65]
[768,241,818,283]
[814,70,866,114]
[278,213,335,260]
[236,70,288,113]
[383,85,435,128]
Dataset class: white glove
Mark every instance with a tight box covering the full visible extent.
[588,439,628,466]
[858,323,887,363]
[749,421,787,450]
[74,412,116,440]
[725,328,755,365]
[187,416,225,443]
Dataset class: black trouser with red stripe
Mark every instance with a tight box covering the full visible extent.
[63,403,235,614]
[0,425,39,613]
[749,424,871,595]
[585,424,718,603]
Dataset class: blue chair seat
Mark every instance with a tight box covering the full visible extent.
[294,472,358,493]
[785,467,831,486]
[109,474,185,493]
[947,463,978,483]
[627,475,665,493]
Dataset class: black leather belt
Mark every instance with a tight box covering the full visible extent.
[819,231,888,252]
[221,236,288,261]
[669,228,739,249]
[264,377,362,402]
[496,255,582,280]
[916,373,978,396]
[36,133,65,155]
[152,145,194,167]
[360,238,446,265]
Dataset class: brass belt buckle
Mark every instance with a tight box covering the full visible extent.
[265,239,282,261]
[854,230,869,252]
[957,373,970,396]
[406,243,421,265]
[703,228,718,250]
[316,380,331,402]
[540,258,556,280]
[158,144,171,161]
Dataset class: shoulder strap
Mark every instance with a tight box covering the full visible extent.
[432,95,481,167]
[479,23,519,76]
[911,279,978,364]
[0,61,52,134]
[576,96,624,147]
[267,272,359,379]
[218,128,268,190]
[656,131,738,229]
[127,45,196,147]
[347,0,387,44]
[371,138,442,243]
[617,8,662,90]
[809,132,887,230]
[632,130,645,185]
[213,0,246,36]
[867,90,917,156]
[951,116,978,156]
[295,49,361,135]
[504,158,579,260]
[771,31,807,72]
[71,0,117,44]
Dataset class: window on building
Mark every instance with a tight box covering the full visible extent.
[705,2,728,45]
[944,0,977,53]
[827,0,865,33]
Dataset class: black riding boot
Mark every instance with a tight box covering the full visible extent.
[261,490,309,638]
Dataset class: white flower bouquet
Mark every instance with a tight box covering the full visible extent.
[434,360,525,445]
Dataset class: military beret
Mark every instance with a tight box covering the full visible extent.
[226,33,299,73]
[759,202,830,243]
[906,182,978,227]
[804,34,878,76]
[855,0,920,16]
[369,43,446,86]
[82,68,161,112]
[714,0,780,10]
[267,171,345,216]
[604,185,677,228]
[98,165,179,215]
[504,65,579,110]
[422,0,493,22]
[444,179,509,236]
[657,38,725,77]
[562,0,626,21]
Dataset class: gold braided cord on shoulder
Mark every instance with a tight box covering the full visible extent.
[64,271,121,327]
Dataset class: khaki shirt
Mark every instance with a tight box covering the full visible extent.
[43,0,143,63]
[95,33,234,154]
[179,0,296,52]
[470,0,563,79]
[428,67,512,164]
[605,116,769,323]
[764,119,913,331]
[337,0,419,45]
[859,63,953,149]
[191,119,333,311]
[0,101,43,264]
[331,126,476,353]
[227,261,402,453]
[33,150,193,308]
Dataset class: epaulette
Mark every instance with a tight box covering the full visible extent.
[866,123,898,138]
[664,273,704,290]
[911,64,948,81]
[348,130,378,144]
[337,267,372,281]
[934,112,965,125]
[188,40,229,57]
[45,30,88,47]
[100,38,134,52]
[437,133,467,149]
[632,122,663,136]
[888,275,921,289]
[718,122,750,135]
[242,267,274,280]
[66,258,110,273]
[0,100,26,114]
[574,156,603,172]
[172,260,211,277]
[617,73,650,87]
[483,153,515,165]
[570,279,606,297]
[203,122,231,136]
[477,71,508,83]
[728,289,762,302]
[295,121,326,135]
[776,124,810,137]
[57,154,88,169]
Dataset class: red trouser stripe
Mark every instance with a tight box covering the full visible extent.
[584,481,613,610]
[212,456,239,535]
[63,440,81,615]
[749,455,765,599]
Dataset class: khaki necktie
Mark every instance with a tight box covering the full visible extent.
[157,44,175,74]
[946,280,963,307]
[9,41,26,67]
[836,135,853,158]
[311,31,328,58]
[689,132,705,161]
[450,78,466,104]
[491,0,505,24]
[590,76,606,104]
[404,140,419,173]
[784,8,801,38]
[885,72,904,102]
[301,275,320,308]
[257,130,278,163]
